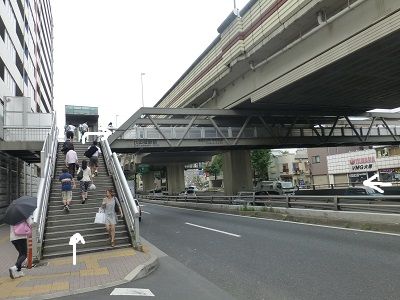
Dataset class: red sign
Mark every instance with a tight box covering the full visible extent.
[349,156,375,165]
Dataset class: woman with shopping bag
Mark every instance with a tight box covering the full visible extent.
[101,189,123,247]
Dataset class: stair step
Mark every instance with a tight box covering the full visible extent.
[46,216,125,227]
[45,224,127,239]
[45,221,126,233]
[43,236,131,253]
[42,243,131,259]
[44,231,130,246]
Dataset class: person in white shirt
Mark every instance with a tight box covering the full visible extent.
[65,124,76,140]
[88,141,101,176]
[77,160,93,204]
[9,216,33,279]
[65,145,79,178]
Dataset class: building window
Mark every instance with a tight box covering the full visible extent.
[282,163,289,173]
[4,68,16,95]
[312,156,320,164]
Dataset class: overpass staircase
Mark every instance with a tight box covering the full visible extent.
[42,142,131,258]
[30,118,141,262]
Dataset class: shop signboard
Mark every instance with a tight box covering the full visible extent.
[348,155,376,173]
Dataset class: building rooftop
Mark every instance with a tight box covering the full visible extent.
[65,105,98,116]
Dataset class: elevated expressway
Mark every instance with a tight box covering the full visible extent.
[110,0,400,194]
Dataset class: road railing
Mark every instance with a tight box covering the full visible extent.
[139,194,400,214]
[101,138,142,250]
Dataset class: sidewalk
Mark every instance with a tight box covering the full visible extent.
[0,224,157,299]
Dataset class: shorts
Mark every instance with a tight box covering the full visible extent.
[62,191,72,202]
[89,156,98,168]
[80,181,91,193]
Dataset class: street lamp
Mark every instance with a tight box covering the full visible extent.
[140,72,146,107]
[115,114,119,127]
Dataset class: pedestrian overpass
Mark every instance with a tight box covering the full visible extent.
[109,108,400,153]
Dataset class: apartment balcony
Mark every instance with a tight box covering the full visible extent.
[0,97,53,163]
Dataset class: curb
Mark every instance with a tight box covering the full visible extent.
[15,250,159,300]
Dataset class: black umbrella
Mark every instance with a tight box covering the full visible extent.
[3,196,37,225]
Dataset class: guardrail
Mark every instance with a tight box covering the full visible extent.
[32,112,58,262]
[139,194,400,214]
[101,139,141,250]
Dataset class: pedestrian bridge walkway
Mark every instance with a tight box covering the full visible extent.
[109,108,400,152]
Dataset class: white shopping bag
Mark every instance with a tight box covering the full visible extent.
[94,208,106,224]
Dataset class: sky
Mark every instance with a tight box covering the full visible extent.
[52,0,249,132]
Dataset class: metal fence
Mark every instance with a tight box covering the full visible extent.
[139,194,400,214]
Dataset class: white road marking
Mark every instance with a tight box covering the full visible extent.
[143,211,151,214]
[185,222,241,237]
[146,203,400,237]
[110,288,154,296]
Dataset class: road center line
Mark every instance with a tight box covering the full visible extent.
[185,222,241,237]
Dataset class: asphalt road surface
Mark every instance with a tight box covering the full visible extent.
[139,203,400,300]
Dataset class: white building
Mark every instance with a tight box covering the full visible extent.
[327,147,400,186]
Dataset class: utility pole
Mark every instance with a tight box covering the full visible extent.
[141,72,146,107]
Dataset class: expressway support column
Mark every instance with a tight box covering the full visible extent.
[142,171,155,192]
[223,150,253,195]
[167,163,185,195]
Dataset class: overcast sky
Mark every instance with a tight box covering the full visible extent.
[52,0,248,131]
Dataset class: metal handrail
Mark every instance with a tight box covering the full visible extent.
[32,112,58,262]
[139,194,400,214]
[100,139,141,249]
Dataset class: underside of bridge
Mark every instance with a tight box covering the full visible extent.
[233,29,400,115]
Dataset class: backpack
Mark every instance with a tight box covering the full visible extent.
[77,168,83,181]
[84,145,98,158]
[62,140,73,154]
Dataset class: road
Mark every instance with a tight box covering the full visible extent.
[139,203,400,300]
[58,202,400,299]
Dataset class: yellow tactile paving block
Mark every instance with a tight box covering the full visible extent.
[50,248,136,267]
[80,267,109,276]
[0,248,137,298]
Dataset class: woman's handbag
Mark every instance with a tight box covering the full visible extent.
[14,221,32,236]
[94,208,106,224]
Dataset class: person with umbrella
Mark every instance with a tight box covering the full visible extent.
[3,196,36,279]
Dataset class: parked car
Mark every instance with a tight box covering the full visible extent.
[179,188,196,196]
[344,187,382,199]
[232,191,255,205]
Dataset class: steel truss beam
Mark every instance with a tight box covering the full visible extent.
[109,108,400,150]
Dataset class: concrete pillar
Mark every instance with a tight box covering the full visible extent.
[142,171,155,192]
[167,164,185,195]
[223,150,253,195]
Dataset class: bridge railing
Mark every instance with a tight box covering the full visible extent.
[101,138,142,250]
[32,112,58,262]
[122,125,400,140]
[139,194,400,214]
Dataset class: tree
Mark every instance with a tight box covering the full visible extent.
[251,149,272,181]
[204,154,223,180]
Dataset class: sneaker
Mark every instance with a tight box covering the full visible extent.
[65,205,70,212]
[94,171,98,177]
[13,270,25,278]
[63,205,68,211]
[9,266,17,279]
[81,199,86,204]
